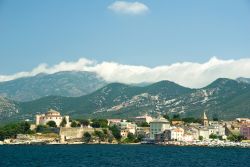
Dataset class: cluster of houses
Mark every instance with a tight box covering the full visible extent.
[23,109,250,144]
[108,113,250,143]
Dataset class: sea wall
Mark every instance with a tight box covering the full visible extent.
[59,127,102,140]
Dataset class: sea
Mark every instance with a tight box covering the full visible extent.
[0,144,250,167]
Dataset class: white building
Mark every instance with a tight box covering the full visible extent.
[198,128,210,140]
[118,121,137,135]
[36,109,70,127]
[150,117,170,139]
[169,127,184,141]
[183,133,194,142]
[208,125,225,136]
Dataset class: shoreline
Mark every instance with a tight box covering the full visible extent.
[1,141,250,148]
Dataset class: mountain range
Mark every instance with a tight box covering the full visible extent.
[0,72,250,124]
[0,71,107,101]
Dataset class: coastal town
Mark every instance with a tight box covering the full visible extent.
[0,109,250,147]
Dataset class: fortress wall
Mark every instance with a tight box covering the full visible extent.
[59,127,103,139]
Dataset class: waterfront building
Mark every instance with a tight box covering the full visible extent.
[208,126,216,135]
[155,127,184,142]
[198,128,210,140]
[167,127,184,141]
[183,133,194,142]
[120,129,129,138]
[240,124,250,140]
[184,127,199,140]
[136,127,150,138]
[36,109,70,127]
[150,117,170,139]
[118,121,137,134]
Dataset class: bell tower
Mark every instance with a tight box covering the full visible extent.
[201,112,209,127]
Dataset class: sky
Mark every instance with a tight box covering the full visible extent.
[0,0,250,87]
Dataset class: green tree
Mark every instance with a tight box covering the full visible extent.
[109,125,122,142]
[137,122,149,127]
[172,114,181,121]
[123,133,137,143]
[60,117,67,127]
[227,134,245,142]
[127,133,136,142]
[102,129,108,135]
[91,119,108,128]
[71,121,80,127]
[199,136,203,141]
[0,122,31,141]
[212,113,219,121]
[209,133,218,140]
[36,125,48,133]
[83,132,92,143]
[163,114,170,120]
[94,130,105,143]
[137,134,144,142]
[80,119,90,126]
[46,121,57,128]
[182,117,199,123]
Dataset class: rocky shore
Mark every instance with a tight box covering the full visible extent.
[157,140,250,148]
[1,139,250,148]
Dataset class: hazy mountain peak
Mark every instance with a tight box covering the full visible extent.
[206,78,239,88]
[236,77,250,84]
[0,71,107,101]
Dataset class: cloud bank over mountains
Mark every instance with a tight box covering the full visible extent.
[0,57,250,88]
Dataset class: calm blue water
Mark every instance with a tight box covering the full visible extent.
[0,145,250,167]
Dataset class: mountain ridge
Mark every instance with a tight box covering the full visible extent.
[0,71,107,102]
[1,78,250,124]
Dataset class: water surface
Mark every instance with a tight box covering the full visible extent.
[0,145,249,167]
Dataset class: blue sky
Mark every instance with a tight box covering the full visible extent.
[0,0,250,74]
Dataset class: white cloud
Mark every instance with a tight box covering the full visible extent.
[108,1,149,15]
[1,57,250,88]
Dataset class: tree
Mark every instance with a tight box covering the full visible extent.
[60,117,67,127]
[91,121,101,128]
[80,119,90,127]
[137,134,144,142]
[102,129,108,135]
[36,125,48,133]
[123,133,137,143]
[199,136,203,141]
[94,130,105,143]
[172,114,181,121]
[137,122,149,127]
[0,122,32,141]
[212,114,219,121]
[127,133,136,142]
[83,132,92,143]
[46,121,57,128]
[91,119,108,128]
[71,121,78,127]
[209,133,218,140]
[227,134,245,142]
[109,125,122,142]
[182,117,199,123]
[163,114,170,120]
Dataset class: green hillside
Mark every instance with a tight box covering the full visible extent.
[1,78,250,124]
